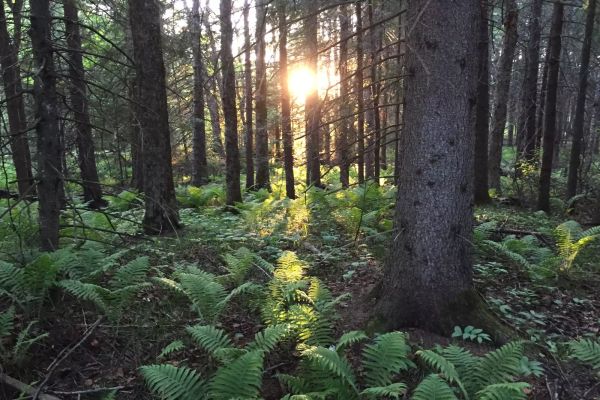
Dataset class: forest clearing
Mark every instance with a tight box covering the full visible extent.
[1,0,600,399]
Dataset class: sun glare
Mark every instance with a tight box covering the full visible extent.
[288,67,316,102]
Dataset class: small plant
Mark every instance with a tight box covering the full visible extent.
[0,306,48,366]
[452,326,492,343]
[568,338,600,369]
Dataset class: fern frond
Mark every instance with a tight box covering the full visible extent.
[417,349,466,396]
[568,338,600,369]
[186,324,233,358]
[362,332,414,388]
[208,350,264,400]
[412,374,458,400]
[58,280,109,312]
[247,324,289,353]
[472,342,523,390]
[158,340,185,359]
[477,382,529,400]
[302,346,358,393]
[0,306,15,338]
[336,330,368,353]
[482,241,532,269]
[110,256,150,288]
[12,321,48,365]
[178,272,227,322]
[140,364,206,400]
[360,383,407,399]
[579,225,600,240]
[0,261,26,295]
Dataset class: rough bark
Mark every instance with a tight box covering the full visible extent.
[0,0,34,197]
[474,0,490,204]
[29,0,62,251]
[374,0,483,333]
[191,0,208,186]
[63,0,105,207]
[254,0,270,190]
[368,0,381,182]
[567,0,597,199]
[356,1,365,184]
[129,0,179,233]
[517,0,543,163]
[537,3,564,212]
[243,0,254,189]
[278,1,295,199]
[304,0,321,187]
[220,0,242,204]
[489,0,518,192]
[204,19,226,159]
[337,4,351,188]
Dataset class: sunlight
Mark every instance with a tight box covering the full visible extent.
[288,66,316,102]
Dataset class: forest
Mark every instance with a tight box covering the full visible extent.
[0,0,600,398]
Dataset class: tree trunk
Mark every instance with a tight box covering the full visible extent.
[567,0,597,199]
[0,0,34,198]
[129,0,179,233]
[29,0,62,251]
[517,0,543,163]
[254,0,270,190]
[356,1,365,184]
[375,0,482,333]
[220,0,242,204]
[338,4,351,188]
[536,60,549,151]
[243,0,254,190]
[537,3,564,212]
[368,0,380,183]
[278,1,295,199]
[191,0,208,186]
[474,0,490,204]
[63,0,105,207]
[204,20,226,159]
[304,0,321,187]
[488,0,518,192]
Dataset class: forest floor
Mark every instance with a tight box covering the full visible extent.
[1,182,600,399]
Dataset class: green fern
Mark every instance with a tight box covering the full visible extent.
[362,332,414,388]
[335,330,368,353]
[158,340,185,359]
[568,338,600,369]
[0,305,15,338]
[476,383,529,400]
[186,324,233,358]
[412,374,458,400]
[302,346,358,394]
[109,256,150,288]
[360,383,407,399]
[59,280,110,312]
[140,364,207,400]
[247,323,289,352]
[208,350,264,400]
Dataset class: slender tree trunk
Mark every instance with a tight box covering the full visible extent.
[129,0,179,233]
[567,0,597,198]
[204,20,226,159]
[474,0,490,204]
[368,0,380,183]
[375,0,482,334]
[536,60,549,151]
[0,0,34,197]
[63,0,105,207]
[538,3,564,212]
[243,0,254,189]
[254,0,270,190]
[191,0,208,186]
[278,2,295,199]
[489,0,518,192]
[304,0,321,187]
[338,4,351,188]
[220,0,242,204]
[356,1,365,184]
[518,0,543,163]
[30,0,62,251]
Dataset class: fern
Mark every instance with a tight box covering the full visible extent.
[186,324,233,358]
[110,256,150,288]
[568,338,600,369]
[412,374,458,400]
[178,271,227,322]
[247,323,289,352]
[140,364,207,400]
[11,321,49,365]
[158,340,185,359]
[302,346,358,394]
[471,342,524,390]
[418,349,466,397]
[208,350,264,400]
[360,383,407,399]
[476,382,529,400]
[0,305,15,338]
[59,280,110,312]
[362,332,414,388]
[335,330,368,353]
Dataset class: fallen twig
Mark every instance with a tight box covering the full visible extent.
[0,372,61,400]
[33,317,103,400]
[48,385,132,396]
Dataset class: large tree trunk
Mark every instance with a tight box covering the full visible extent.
[220,0,242,204]
[375,0,482,333]
[517,0,543,164]
[474,0,490,204]
[243,0,254,190]
[304,0,321,187]
[254,0,270,190]
[337,4,351,188]
[278,1,295,199]
[355,1,365,184]
[191,0,208,186]
[129,0,179,233]
[0,0,34,198]
[567,0,597,199]
[488,0,518,192]
[368,0,381,183]
[63,0,105,208]
[537,3,564,212]
[29,0,62,251]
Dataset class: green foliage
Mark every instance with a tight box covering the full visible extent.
[568,338,600,369]
[140,364,207,400]
[158,340,186,359]
[452,326,492,343]
[0,306,48,366]
[208,350,264,399]
[176,184,225,208]
[362,332,414,387]
[412,374,458,400]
